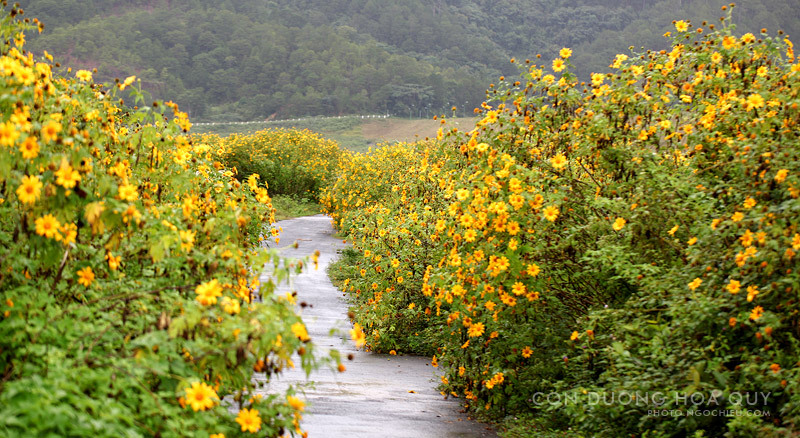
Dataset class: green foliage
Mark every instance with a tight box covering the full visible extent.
[19,0,489,120]
[271,195,322,221]
[18,0,800,121]
[0,7,333,437]
[321,140,461,356]
[322,13,800,437]
[203,128,348,201]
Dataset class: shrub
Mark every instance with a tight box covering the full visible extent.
[204,128,347,201]
[0,7,334,437]
[321,141,458,354]
[323,13,800,436]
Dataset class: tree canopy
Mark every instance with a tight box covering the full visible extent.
[19,0,800,120]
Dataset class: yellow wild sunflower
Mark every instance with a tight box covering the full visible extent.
[16,174,42,204]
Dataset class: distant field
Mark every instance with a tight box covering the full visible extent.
[193,116,478,153]
[360,117,477,149]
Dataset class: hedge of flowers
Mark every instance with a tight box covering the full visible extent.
[203,128,348,202]
[323,11,800,436]
[0,6,336,437]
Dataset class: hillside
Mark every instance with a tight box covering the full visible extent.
[19,0,800,121]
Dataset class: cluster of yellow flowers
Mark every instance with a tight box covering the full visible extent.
[0,8,324,436]
[323,12,800,421]
[202,127,348,202]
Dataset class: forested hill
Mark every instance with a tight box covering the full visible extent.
[20,0,800,121]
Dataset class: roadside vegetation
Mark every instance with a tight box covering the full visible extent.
[0,6,340,437]
[4,1,800,437]
[323,11,800,437]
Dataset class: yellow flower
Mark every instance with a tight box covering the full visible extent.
[543,205,559,222]
[612,217,626,231]
[688,278,702,291]
[631,65,644,76]
[711,52,722,64]
[521,346,533,358]
[745,93,765,111]
[687,237,697,246]
[749,306,764,321]
[118,183,139,201]
[118,75,136,90]
[591,73,604,86]
[209,434,225,438]
[0,121,19,147]
[468,322,485,337]
[559,48,572,59]
[526,263,540,277]
[675,20,689,32]
[350,322,366,347]
[668,224,679,236]
[292,322,311,341]
[746,285,759,302]
[16,175,42,204]
[464,229,477,242]
[195,279,222,306]
[570,331,579,341]
[774,169,788,183]
[105,252,121,271]
[740,229,754,247]
[235,408,261,433]
[55,160,81,189]
[722,35,737,49]
[550,153,567,169]
[41,120,61,143]
[552,58,565,72]
[35,214,61,239]
[726,280,741,294]
[179,229,195,252]
[793,234,800,250]
[743,197,756,209]
[75,69,92,82]
[610,54,627,68]
[19,136,39,159]
[741,33,755,44]
[287,395,305,411]
[184,381,218,411]
[76,267,94,287]
[731,212,744,222]
[220,296,240,315]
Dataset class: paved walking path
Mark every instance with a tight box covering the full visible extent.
[256,215,497,438]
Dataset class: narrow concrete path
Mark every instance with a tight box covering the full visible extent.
[256,215,497,438]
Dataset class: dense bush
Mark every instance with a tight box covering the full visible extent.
[323,141,458,354]
[0,6,335,437]
[323,12,800,436]
[205,129,347,201]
